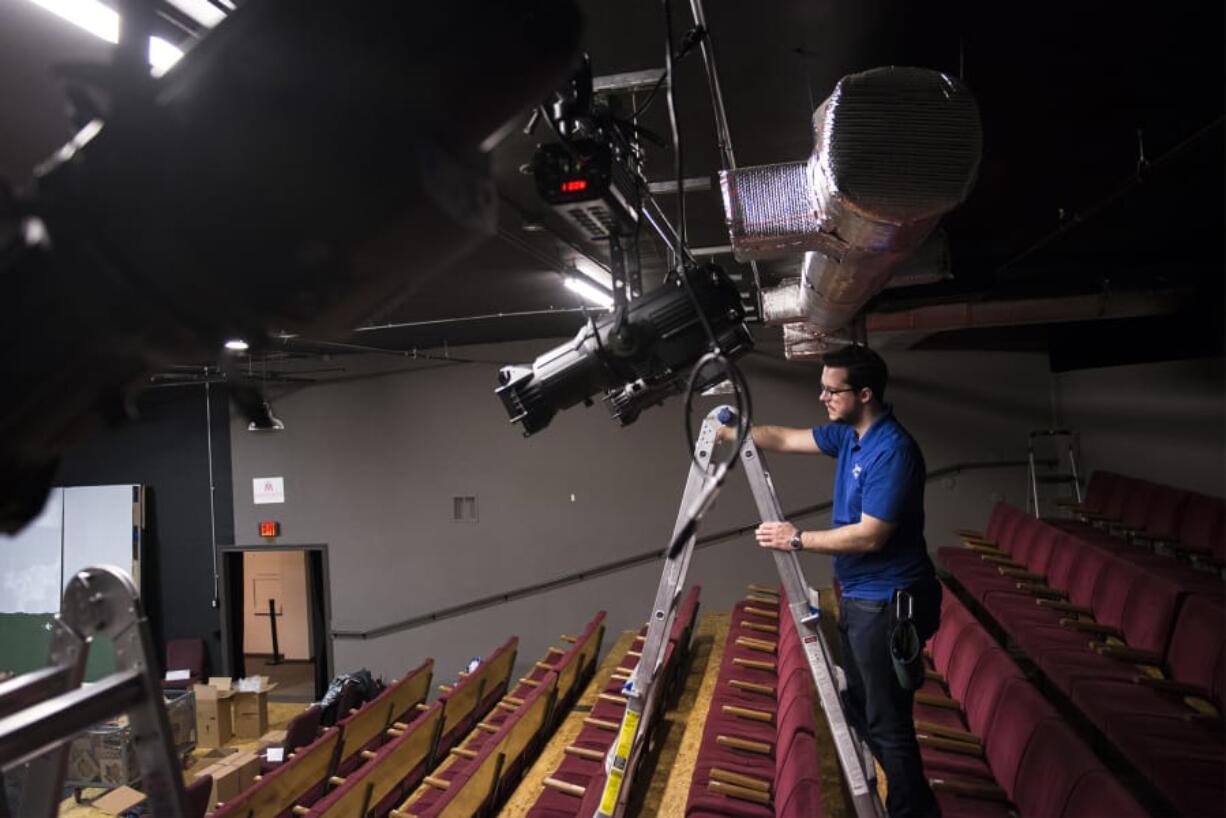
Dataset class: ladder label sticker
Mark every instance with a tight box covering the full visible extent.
[599,710,641,815]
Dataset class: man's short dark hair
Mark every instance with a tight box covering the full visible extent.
[821,344,889,403]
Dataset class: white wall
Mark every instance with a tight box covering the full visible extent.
[242,549,311,661]
[1055,357,1226,496]
[230,343,1052,684]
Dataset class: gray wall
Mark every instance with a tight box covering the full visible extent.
[230,345,1052,685]
[1054,357,1226,496]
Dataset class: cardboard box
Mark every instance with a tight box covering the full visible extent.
[232,676,277,739]
[195,749,260,809]
[93,786,147,816]
[193,679,236,748]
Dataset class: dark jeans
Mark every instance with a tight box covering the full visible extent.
[839,576,943,818]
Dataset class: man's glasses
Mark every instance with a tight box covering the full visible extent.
[820,385,856,397]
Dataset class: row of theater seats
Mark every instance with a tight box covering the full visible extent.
[525,586,703,817]
[940,502,1225,815]
[1054,469,1226,570]
[684,584,822,818]
[391,613,605,816]
[916,586,1147,817]
[208,615,598,818]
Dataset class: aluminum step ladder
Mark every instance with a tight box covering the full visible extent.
[0,566,189,817]
[1026,428,1083,519]
[593,406,886,818]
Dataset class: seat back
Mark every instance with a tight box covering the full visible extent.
[384,659,434,726]
[1142,484,1189,542]
[944,625,996,704]
[1181,493,1226,559]
[186,773,214,818]
[214,727,341,818]
[1117,478,1156,531]
[1064,542,1113,608]
[1098,473,1135,520]
[284,705,323,756]
[1118,571,1184,657]
[1082,471,1120,512]
[166,638,205,677]
[1165,595,1226,705]
[336,695,395,773]
[1062,769,1149,818]
[982,678,1056,793]
[1010,719,1100,815]
[962,648,1024,738]
[307,702,443,818]
[1088,557,1144,630]
[1044,531,1084,590]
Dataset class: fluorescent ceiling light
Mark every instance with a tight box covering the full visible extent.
[224,339,249,351]
[26,0,184,75]
[572,257,614,290]
[163,0,224,28]
[564,276,614,309]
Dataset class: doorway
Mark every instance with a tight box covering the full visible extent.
[218,544,333,702]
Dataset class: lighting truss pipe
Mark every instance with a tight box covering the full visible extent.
[687,0,764,312]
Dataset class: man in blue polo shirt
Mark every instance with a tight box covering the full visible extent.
[725,344,941,818]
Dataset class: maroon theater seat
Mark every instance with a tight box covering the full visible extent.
[162,637,206,689]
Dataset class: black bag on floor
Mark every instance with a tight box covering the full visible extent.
[317,668,384,726]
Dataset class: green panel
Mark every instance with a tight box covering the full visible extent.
[0,613,116,681]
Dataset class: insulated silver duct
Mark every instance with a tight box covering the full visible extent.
[720,66,982,358]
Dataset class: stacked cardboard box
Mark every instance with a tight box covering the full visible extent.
[193,748,261,809]
[232,676,278,739]
[194,678,237,748]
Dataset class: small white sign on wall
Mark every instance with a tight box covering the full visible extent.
[253,477,285,505]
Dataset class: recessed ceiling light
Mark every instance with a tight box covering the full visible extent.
[224,339,249,351]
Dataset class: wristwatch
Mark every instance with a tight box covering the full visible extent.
[789,531,804,551]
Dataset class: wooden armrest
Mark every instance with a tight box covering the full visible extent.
[929,777,1009,802]
[503,695,525,706]
[496,702,517,713]
[535,661,558,671]
[708,780,772,805]
[741,621,779,634]
[544,779,586,794]
[360,750,377,760]
[328,776,347,786]
[716,735,772,755]
[1077,510,1118,521]
[999,568,1045,582]
[1035,599,1092,616]
[546,646,567,656]
[744,606,779,619]
[414,703,429,712]
[423,775,451,790]
[914,692,962,710]
[1059,619,1122,638]
[924,669,944,683]
[1094,644,1162,665]
[914,721,981,746]
[745,593,778,604]
[1016,582,1066,599]
[980,555,1024,567]
[722,705,774,723]
[476,721,499,733]
[730,679,776,696]
[450,747,478,759]
[438,684,453,694]
[732,657,776,672]
[917,734,984,757]
[292,807,310,817]
[457,670,469,678]
[954,528,988,541]
[584,717,620,731]
[1053,498,1082,507]
[1134,676,1211,698]
[964,543,1007,556]
[710,768,772,793]
[747,584,780,596]
[385,727,404,737]
[735,636,778,654]
[598,692,628,705]
[565,745,605,761]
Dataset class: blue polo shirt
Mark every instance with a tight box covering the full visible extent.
[812,407,934,600]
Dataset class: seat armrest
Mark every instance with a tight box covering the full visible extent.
[929,777,1009,802]
[1016,582,1066,599]
[1095,644,1162,665]
[999,568,1045,581]
[954,528,988,541]
[1035,599,1093,616]
[1134,676,1212,699]
[1059,619,1122,638]
[916,734,984,757]
[981,555,1025,568]
[914,720,981,746]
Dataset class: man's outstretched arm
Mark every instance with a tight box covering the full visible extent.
[756,514,897,554]
[718,424,820,454]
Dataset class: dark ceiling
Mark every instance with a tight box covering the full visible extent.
[1,0,1221,375]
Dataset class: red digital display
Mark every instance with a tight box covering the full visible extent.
[560,179,588,193]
